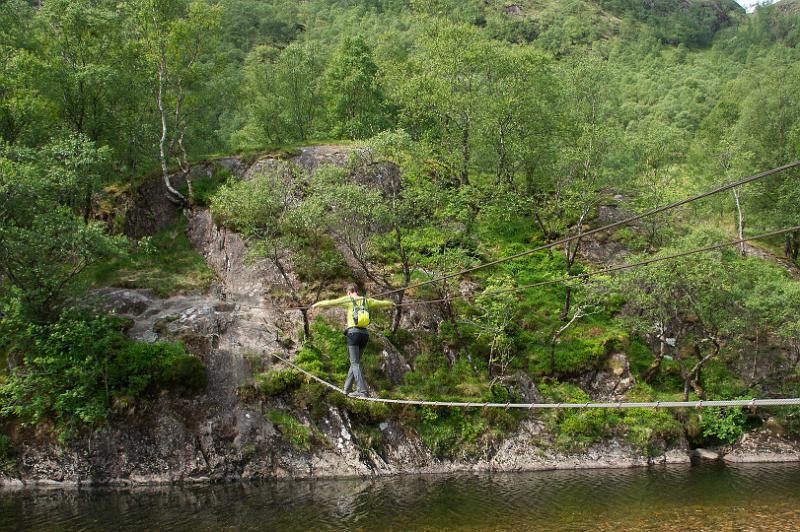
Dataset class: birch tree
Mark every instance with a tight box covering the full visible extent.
[131,0,222,205]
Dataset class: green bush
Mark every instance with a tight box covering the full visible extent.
[539,382,620,451]
[414,407,475,458]
[330,392,390,423]
[621,408,684,455]
[186,168,231,207]
[307,320,350,375]
[558,327,627,375]
[698,405,748,445]
[701,362,748,399]
[402,351,481,399]
[411,405,522,459]
[90,219,216,297]
[616,385,684,454]
[294,347,326,376]
[267,410,312,451]
[292,382,329,419]
[0,309,206,437]
[352,423,385,458]
[256,369,302,396]
[159,349,207,396]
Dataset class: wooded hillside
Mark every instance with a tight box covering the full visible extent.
[2,0,800,471]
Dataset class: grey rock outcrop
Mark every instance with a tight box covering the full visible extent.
[723,423,800,463]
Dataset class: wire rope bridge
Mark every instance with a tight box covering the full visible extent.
[271,353,800,410]
[268,160,800,410]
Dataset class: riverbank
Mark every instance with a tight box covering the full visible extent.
[3,421,799,489]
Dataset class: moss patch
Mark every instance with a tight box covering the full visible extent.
[267,410,313,451]
[89,218,216,297]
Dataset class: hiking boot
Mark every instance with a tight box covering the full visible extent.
[348,391,368,399]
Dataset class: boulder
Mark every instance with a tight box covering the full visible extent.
[692,448,720,460]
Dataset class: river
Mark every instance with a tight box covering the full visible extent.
[2,462,800,531]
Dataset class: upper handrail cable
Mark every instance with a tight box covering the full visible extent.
[368,161,800,300]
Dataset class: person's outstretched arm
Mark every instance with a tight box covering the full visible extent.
[366,298,395,309]
[311,296,351,309]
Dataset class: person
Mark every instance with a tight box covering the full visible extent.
[310,284,394,397]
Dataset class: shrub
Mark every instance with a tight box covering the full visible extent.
[413,407,494,458]
[307,320,350,375]
[267,410,312,451]
[352,423,385,458]
[0,434,14,474]
[0,434,16,475]
[256,369,302,397]
[90,219,216,298]
[621,408,684,456]
[556,327,627,375]
[698,405,747,445]
[593,384,685,455]
[188,168,231,207]
[294,347,326,376]
[292,382,329,419]
[538,382,619,451]
[159,349,207,396]
[0,309,206,436]
[701,362,748,399]
[330,392,390,423]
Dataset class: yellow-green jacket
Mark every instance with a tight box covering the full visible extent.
[312,295,394,329]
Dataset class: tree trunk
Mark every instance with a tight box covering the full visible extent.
[497,118,512,187]
[177,128,193,205]
[390,225,410,334]
[643,340,666,382]
[83,183,92,224]
[560,285,572,322]
[391,291,404,333]
[300,308,310,338]
[733,187,745,256]
[560,211,587,321]
[560,240,577,321]
[786,232,800,262]
[682,344,717,401]
[156,58,186,205]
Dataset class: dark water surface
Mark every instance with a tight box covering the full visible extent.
[2,463,800,531]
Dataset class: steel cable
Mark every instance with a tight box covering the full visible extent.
[369,161,800,301]
[270,353,800,409]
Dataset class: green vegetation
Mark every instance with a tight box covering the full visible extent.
[90,219,217,297]
[698,405,749,445]
[184,167,232,207]
[539,383,684,455]
[266,410,313,451]
[0,309,206,441]
[0,435,14,475]
[3,0,800,459]
[256,369,302,397]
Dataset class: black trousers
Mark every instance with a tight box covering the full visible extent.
[344,328,369,394]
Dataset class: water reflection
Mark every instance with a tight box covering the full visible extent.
[2,463,800,531]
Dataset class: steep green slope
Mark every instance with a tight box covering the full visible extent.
[485,0,744,48]
[3,0,800,471]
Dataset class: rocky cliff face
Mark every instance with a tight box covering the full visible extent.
[3,145,797,488]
